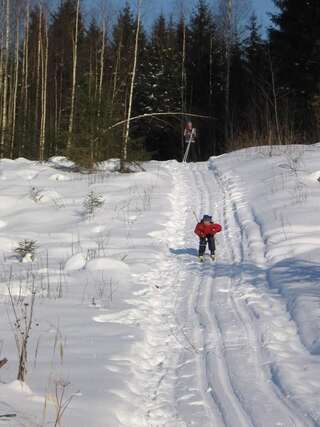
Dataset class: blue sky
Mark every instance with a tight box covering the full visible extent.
[116,0,278,31]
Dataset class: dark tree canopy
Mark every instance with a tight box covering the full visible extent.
[0,0,319,164]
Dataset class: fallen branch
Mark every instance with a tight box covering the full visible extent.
[0,413,16,418]
[108,112,214,131]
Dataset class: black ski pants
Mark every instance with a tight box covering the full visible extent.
[199,234,215,256]
[185,142,199,162]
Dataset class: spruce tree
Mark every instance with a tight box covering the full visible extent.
[135,14,181,159]
[187,0,223,157]
[244,14,268,135]
[270,0,320,133]
[47,0,86,155]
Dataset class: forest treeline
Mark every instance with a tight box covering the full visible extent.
[0,0,319,165]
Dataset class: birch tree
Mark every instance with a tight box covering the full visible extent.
[39,5,48,160]
[67,0,80,151]
[10,10,20,157]
[122,0,142,165]
[1,0,10,157]
[21,2,30,156]
[224,0,232,141]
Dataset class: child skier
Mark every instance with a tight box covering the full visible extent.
[194,214,222,261]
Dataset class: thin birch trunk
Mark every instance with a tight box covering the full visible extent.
[209,36,213,106]
[111,31,122,121]
[122,0,142,164]
[54,67,58,142]
[39,11,48,160]
[35,6,42,143]
[91,19,106,163]
[269,49,281,146]
[97,20,105,121]
[21,3,30,156]
[10,13,20,158]
[1,0,10,157]
[67,0,80,151]
[224,0,232,142]
[180,15,186,157]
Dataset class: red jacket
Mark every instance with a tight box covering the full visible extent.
[194,222,222,237]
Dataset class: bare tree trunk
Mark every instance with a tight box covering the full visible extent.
[111,29,123,121]
[35,6,42,145]
[10,13,20,158]
[180,14,187,158]
[39,10,48,161]
[54,66,58,144]
[92,18,106,163]
[269,49,281,146]
[67,0,80,151]
[1,0,10,157]
[224,0,232,142]
[0,39,3,123]
[21,3,30,156]
[209,35,215,154]
[209,37,213,107]
[122,0,142,165]
[97,19,106,121]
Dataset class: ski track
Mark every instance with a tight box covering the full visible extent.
[123,161,318,427]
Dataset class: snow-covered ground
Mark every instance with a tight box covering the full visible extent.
[0,145,320,426]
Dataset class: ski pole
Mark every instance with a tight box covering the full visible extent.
[183,130,194,163]
[192,209,199,223]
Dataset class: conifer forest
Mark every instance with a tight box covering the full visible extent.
[0,0,319,164]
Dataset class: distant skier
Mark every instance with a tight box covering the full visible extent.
[183,121,198,162]
[194,215,222,261]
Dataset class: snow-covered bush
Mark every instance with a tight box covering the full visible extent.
[29,186,44,203]
[15,239,38,262]
[83,191,104,216]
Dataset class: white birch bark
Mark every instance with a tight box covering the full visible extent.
[39,9,48,160]
[122,0,142,163]
[67,0,80,151]
[1,0,10,157]
[10,13,20,157]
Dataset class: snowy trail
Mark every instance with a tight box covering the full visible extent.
[127,161,318,427]
[179,163,310,427]
[1,153,320,426]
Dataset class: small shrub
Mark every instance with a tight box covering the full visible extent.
[30,186,44,203]
[7,280,37,382]
[83,191,105,216]
[15,240,38,262]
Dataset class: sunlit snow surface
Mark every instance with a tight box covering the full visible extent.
[0,146,320,426]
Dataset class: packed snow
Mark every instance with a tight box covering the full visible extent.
[0,146,320,426]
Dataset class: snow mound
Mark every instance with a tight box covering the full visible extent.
[65,253,86,272]
[14,157,32,163]
[33,189,62,203]
[48,156,75,169]
[0,236,17,251]
[0,220,7,228]
[0,196,17,210]
[86,257,129,273]
[16,169,39,180]
[91,225,107,233]
[49,173,71,181]
[98,158,120,172]
[7,381,33,395]
[306,170,320,182]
